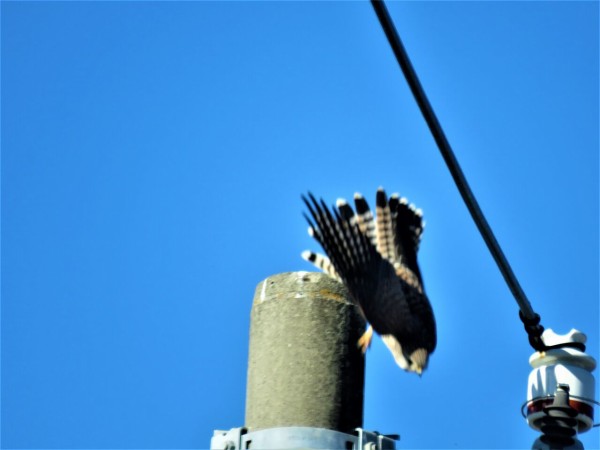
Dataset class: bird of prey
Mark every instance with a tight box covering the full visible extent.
[302,187,436,375]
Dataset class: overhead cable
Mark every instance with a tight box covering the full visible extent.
[370,0,545,350]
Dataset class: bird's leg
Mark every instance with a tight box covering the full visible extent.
[357,325,373,354]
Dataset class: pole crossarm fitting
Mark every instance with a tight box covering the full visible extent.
[210,427,398,450]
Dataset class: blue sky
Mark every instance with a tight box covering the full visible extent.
[2,1,598,449]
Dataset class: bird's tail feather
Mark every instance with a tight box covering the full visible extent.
[391,194,425,285]
[302,193,380,292]
[301,250,340,280]
[353,192,377,247]
[375,188,397,263]
[302,188,424,287]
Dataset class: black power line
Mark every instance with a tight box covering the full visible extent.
[370,0,546,351]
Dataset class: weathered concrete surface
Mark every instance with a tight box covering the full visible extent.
[245,272,366,433]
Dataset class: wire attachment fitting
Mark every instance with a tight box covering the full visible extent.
[519,311,546,351]
[539,385,580,448]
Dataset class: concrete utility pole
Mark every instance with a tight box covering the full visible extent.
[211,272,397,450]
[246,271,365,432]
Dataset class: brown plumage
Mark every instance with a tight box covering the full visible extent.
[302,187,436,375]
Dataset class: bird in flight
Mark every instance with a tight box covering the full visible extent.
[302,187,436,375]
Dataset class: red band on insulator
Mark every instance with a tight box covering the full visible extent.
[527,398,594,420]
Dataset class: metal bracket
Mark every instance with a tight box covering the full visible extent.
[211,426,398,450]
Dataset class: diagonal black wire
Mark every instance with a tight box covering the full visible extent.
[370,0,547,349]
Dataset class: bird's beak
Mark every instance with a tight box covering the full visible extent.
[415,367,423,377]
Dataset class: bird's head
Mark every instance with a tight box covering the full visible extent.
[407,348,429,376]
[381,334,430,376]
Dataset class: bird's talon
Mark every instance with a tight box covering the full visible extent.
[357,325,373,354]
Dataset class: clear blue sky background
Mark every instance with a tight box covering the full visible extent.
[2,1,598,449]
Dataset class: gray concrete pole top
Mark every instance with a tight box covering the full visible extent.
[245,271,366,434]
